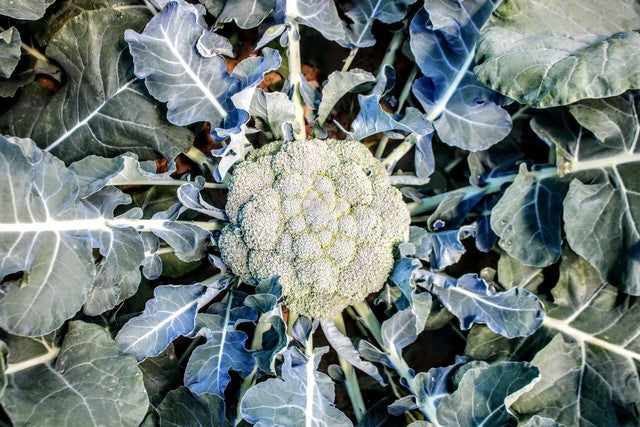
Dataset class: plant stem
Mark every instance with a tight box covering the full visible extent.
[341,48,360,72]
[352,301,440,425]
[332,314,366,421]
[177,336,203,366]
[5,345,59,375]
[235,313,273,425]
[405,166,558,216]
[285,12,307,140]
[287,310,299,336]
[379,28,406,75]
[382,136,415,167]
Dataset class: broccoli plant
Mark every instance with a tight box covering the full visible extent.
[0,0,639,426]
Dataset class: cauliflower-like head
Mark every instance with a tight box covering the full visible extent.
[219,139,410,319]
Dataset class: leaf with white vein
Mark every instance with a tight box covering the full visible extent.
[436,362,540,426]
[422,272,544,338]
[240,346,352,427]
[0,8,192,163]
[184,291,257,397]
[475,0,640,107]
[117,280,229,361]
[465,249,640,425]
[320,319,384,385]
[1,321,148,426]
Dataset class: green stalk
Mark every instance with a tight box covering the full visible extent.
[382,136,415,167]
[378,28,406,74]
[376,64,420,159]
[234,313,273,425]
[341,48,360,72]
[405,166,558,216]
[285,5,307,140]
[352,301,440,425]
[332,314,366,421]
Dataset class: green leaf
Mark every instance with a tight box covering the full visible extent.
[157,386,228,427]
[0,0,54,20]
[532,93,640,294]
[1,321,149,426]
[139,343,180,406]
[466,249,640,425]
[0,27,21,79]
[491,164,566,267]
[0,136,96,336]
[241,346,352,427]
[436,361,540,426]
[317,69,375,125]
[0,8,192,163]
[475,0,640,107]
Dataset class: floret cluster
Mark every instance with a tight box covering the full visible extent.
[218,139,410,318]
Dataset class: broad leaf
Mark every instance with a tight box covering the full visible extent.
[283,0,347,42]
[0,136,96,336]
[250,89,296,139]
[0,8,192,163]
[117,281,228,361]
[241,346,352,427]
[436,362,540,426]
[216,0,275,29]
[126,1,280,140]
[341,0,417,48]
[0,27,20,79]
[184,292,257,397]
[466,250,640,425]
[317,69,375,125]
[139,344,180,406]
[1,321,148,426]
[475,0,640,107]
[410,1,511,151]
[157,386,228,427]
[422,272,544,338]
[491,164,566,267]
[0,0,54,20]
[532,93,640,294]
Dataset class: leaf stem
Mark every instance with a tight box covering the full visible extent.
[406,166,558,216]
[378,28,406,75]
[352,301,440,424]
[332,314,366,421]
[382,135,415,167]
[286,18,307,140]
[341,48,360,72]
[235,312,273,425]
[5,345,60,375]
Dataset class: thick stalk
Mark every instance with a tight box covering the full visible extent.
[4,345,59,375]
[0,218,227,233]
[379,28,406,74]
[332,314,366,421]
[382,136,415,167]
[285,5,307,140]
[352,301,440,424]
[406,166,558,216]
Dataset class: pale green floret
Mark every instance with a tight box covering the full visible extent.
[218,139,411,319]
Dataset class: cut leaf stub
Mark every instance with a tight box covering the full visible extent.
[218,139,410,318]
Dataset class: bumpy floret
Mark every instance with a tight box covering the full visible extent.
[218,139,410,319]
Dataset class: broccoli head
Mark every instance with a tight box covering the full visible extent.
[218,139,410,319]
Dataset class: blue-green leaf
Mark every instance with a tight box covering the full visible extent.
[424,272,544,338]
[117,281,228,361]
[241,346,352,427]
[436,362,540,426]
